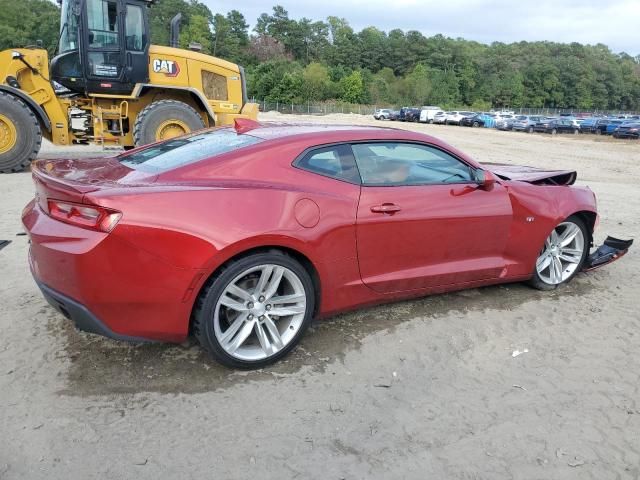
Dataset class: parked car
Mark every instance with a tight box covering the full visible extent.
[495,114,516,131]
[446,111,475,125]
[373,109,394,120]
[433,111,449,124]
[512,115,543,133]
[419,106,443,123]
[387,110,400,121]
[591,118,612,134]
[595,119,625,135]
[399,107,421,122]
[579,118,599,133]
[22,120,631,368]
[460,113,487,127]
[534,118,579,135]
[613,122,640,139]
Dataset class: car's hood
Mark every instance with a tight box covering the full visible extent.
[482,162,577,185]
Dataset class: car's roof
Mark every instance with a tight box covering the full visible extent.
[156,121,482,179]
[239,122,429,142]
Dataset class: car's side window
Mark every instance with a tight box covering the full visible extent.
[296,144,361,184]
[351,142,474,186]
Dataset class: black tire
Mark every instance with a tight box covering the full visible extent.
[595,129,602,135]
[193,251,315,369]
[133,100,206,147]
[528,215,589,291]
[527,126,534,133]
[472,121,479,128]
[0,91,42,173]
[551,128,557,135]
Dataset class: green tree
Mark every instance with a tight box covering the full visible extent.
[302,62,332,101]
[212,10,249,61]
[179,14,212,53]
[0,0,59,53]
[339,70,365,103]
[149,0,214,50]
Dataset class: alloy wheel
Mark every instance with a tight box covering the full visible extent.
[535,222,585,285]
[213,264,307,361]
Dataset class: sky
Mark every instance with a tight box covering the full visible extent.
[206,0,640,55]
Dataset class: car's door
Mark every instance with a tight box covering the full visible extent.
[353,142,513,293]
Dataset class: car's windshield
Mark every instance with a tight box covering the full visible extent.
[119,129,263,173]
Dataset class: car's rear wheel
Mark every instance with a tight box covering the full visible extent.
[551,128,557,135]
[573,129,579,135]
[529,216,589,290]
[193,251,315,369]
[527,126,534,133]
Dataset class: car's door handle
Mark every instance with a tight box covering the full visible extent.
[370,203,401,214]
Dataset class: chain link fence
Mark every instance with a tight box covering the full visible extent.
[252,99,638,117]
[255,100,379,116]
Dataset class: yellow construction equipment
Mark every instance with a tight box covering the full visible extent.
[0,0,258,173]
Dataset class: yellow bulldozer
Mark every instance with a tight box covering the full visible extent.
[0,0,258,173]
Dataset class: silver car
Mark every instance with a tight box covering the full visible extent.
[512,115,544,133]
[373,109,393,120]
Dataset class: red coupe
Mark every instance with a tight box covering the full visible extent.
[22,120,631,368]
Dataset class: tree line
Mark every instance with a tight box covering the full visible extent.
[3,0,640,110]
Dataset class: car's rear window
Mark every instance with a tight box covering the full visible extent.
[119,129,263,173]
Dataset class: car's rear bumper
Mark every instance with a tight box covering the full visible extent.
[35,279,152,342]
[23,200,197,343]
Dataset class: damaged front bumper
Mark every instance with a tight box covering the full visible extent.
[583,236,633,271]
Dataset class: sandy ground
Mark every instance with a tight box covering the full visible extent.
[1,114,639,479]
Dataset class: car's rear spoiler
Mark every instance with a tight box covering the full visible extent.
[583,236,633,271]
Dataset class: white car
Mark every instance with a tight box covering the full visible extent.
[446,111,475,125]
[433,112,449,124]
[419,106,443,123]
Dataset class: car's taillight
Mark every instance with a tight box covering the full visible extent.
[47,200,122,232]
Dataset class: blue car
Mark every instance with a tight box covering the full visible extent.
[595,119,625,135]
[579,118,599,133]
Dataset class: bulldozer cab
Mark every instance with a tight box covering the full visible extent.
[51,0,151,94]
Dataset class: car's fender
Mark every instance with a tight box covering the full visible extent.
[501,181,597,277]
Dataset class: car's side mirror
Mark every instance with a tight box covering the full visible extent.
[474,169,496,190]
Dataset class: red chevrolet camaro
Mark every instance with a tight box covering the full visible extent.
[22,120,631,368]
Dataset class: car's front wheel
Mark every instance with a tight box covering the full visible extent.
[193,251,315,368]
[529,216,589,290]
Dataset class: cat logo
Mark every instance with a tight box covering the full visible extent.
[152,59,181,77]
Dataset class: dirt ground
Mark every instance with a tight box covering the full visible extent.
[1,114,639,479]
